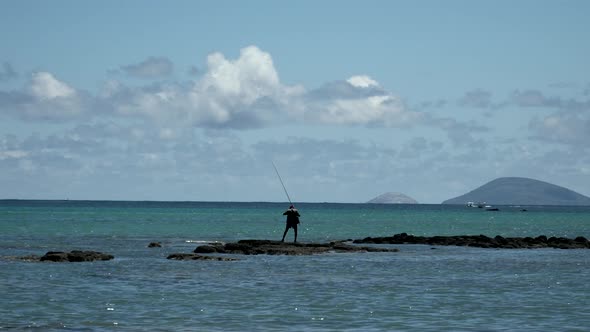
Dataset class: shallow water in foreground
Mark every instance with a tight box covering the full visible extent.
[1,201,589,331]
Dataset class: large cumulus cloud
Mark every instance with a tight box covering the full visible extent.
[0,46,429,129]
[0,46,543,159]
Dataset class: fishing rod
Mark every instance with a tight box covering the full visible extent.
[272,161,293,206]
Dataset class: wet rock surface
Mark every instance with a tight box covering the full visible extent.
[194,239,399,256]
[353,233,590,249]
[38,250,115,262]
[12,233,588,264]
[166,253,239,261]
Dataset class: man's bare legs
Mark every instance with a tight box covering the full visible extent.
[281,225,297,243]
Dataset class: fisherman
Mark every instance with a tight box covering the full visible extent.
[281,205,300,243]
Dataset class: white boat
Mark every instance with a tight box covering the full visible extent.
[467,201,485,208]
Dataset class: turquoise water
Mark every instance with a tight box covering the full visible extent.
[1,200,590,331]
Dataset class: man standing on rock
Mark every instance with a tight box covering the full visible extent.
[281,205,300,243]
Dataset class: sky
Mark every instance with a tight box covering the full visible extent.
[1,0,589,203]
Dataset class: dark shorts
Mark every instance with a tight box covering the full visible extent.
[286,221,299,229]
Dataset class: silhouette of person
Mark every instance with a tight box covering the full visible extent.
[281,205,300,242]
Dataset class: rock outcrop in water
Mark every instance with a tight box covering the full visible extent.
[37,250,114,262]
[193,239,399,255]
[167,253,239,261]
[13,233,589,264]
[353,233,590,249]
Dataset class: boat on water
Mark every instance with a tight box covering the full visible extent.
[467,201,499,211]
[467,201,485,208]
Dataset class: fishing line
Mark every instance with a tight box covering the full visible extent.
[272,161,293,206]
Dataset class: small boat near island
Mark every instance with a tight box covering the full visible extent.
[467,201,499,211]
[467,201,487,208]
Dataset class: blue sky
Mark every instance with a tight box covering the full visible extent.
[1,0,589,203]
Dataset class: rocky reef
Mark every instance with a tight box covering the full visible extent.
[353,233,590,249]
[167,253,239,261]
[18,250,116,262]
[12,233,589,264]
[193,239,399,256]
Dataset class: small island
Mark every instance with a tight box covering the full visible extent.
[367,192,418,204]
[443,177,590,206]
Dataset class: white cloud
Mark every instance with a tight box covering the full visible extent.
[96,46,305,128]
[305,75,423,127]
[200,46,280,100]
[0,47,423,128]
[0,46,510,138]
[0,150,28,159]
[29,72,75,100]
[346,75,379,88]
[98,48,432,129]
[187,46,304,127]
[0,72,87,120]
[308,93,419,126]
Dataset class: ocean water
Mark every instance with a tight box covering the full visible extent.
[1,200,589,331]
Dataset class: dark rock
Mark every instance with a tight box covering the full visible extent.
[353,233,590,249]
[192,239,399,256]
[40,250,114,262]
[148,242,162,248]
[224,242,255,255]
[523,237,535,244]
[536,235,548,242]
[494,235,506,242]
[194,244,225,254]
[15,255,41,261]
[166,253,238,261]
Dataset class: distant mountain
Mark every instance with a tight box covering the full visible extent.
[442,177,590,206]
[367,192,418,204]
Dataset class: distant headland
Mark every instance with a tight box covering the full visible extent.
[442,177,590,206]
